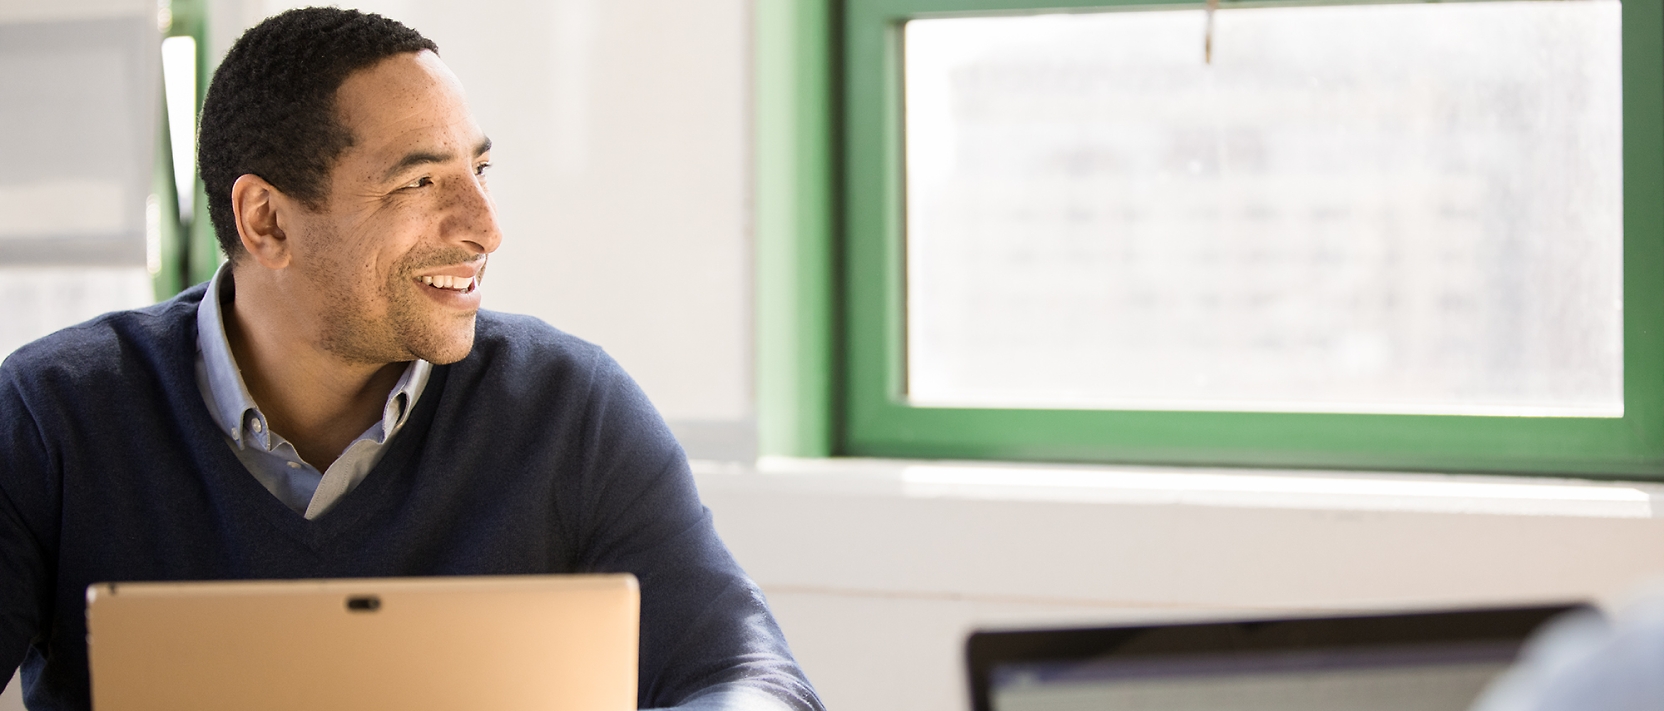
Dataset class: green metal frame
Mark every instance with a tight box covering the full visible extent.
[760,0,1664,478]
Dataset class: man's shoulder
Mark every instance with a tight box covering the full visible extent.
[461,311,644,408]
[470,310,608,368]
[1,284,203,391]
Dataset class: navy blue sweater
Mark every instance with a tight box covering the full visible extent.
[0,284,821,711]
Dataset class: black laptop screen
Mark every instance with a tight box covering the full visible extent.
[969,605,1582,711]
[989,640,1517,711]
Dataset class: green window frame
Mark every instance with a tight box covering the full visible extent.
[758,0,1664,478]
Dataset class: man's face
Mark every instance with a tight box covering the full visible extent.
[280,50,500,366]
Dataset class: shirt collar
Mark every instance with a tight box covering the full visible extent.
[379,357,432,442]
[195,262,432,451]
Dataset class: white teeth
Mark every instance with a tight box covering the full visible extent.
[421,275,471,291]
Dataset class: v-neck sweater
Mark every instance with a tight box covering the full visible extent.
[0,284,822,711]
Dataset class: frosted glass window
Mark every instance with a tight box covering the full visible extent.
[904,1,1623,417]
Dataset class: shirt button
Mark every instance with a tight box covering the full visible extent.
[287,461,301,469]
[251,420,264,433]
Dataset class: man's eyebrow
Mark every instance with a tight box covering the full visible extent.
[380,138,491,182]
[382,150,453,181]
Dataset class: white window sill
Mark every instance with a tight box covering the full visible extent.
[691,457,1662,520]
[691,454,1664,624]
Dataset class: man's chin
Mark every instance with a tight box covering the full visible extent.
[409,319,477,365]
[422,344,474,365]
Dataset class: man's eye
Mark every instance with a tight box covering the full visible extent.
[474,162,492,177]
[403,177,433,190]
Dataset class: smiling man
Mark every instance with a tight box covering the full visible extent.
[0,9,822,711]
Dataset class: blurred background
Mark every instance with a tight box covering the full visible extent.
[4,1,1664,710]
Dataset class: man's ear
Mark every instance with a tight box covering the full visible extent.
[230,174,294,270]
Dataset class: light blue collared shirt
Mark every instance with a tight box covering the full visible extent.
[195,263,431,519]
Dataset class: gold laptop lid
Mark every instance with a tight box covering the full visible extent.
[86,574,638,711]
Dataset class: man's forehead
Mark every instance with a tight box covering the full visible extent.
[333,51,483,162]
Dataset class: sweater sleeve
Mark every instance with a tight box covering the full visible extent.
[569,352,824,711]
[0,370,55,691]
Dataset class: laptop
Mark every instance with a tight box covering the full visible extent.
[86,574,638,711]
[966,603,1585,711]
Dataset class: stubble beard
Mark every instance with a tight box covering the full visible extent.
[313,244,485,367]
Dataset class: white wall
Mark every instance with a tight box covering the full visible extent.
[0,0,147,23]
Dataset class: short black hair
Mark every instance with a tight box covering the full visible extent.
[198,7,438,260]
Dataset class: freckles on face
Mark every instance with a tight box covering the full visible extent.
[294,200,397,302]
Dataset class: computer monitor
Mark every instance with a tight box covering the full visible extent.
[967,604,1584,711]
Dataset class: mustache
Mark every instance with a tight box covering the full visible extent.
[401,249,488,274]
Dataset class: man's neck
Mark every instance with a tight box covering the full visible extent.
[223,267,407,470]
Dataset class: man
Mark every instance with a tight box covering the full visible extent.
[0,9,822,710]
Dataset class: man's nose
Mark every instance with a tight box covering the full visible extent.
[444,175,504,255]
